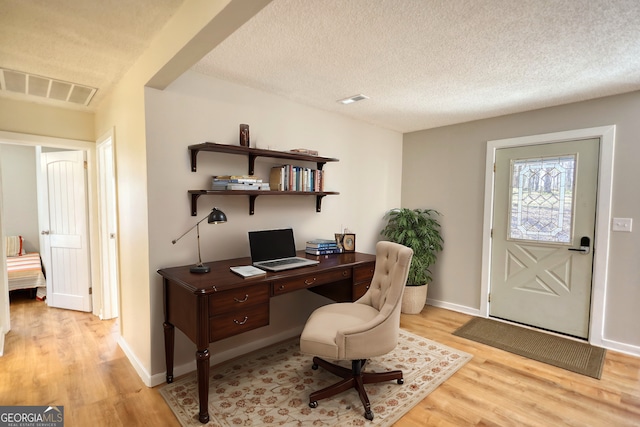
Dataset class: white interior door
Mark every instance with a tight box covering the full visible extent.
[490,138,599,338]
[97,137,119,319]
[40,150,92,312]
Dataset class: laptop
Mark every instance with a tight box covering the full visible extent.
[249,228,319,272]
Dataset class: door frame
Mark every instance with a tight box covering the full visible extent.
[0,130,101,317]
[480,125,615,346]
[96,128,120,320]
[0,153,8,356]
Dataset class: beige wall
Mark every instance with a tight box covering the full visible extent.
[0,98,94,141]
[145,71,403,378]
[403,90,640,353]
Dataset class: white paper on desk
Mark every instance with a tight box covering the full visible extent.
[230,265,267,278]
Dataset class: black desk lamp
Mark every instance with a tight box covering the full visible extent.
[172,207,227,273]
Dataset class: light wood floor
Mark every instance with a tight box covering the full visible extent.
[2,292,639,426]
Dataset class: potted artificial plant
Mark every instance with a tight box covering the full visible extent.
[380,208,443,314]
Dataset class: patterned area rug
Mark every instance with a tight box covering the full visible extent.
[159,330,471,426]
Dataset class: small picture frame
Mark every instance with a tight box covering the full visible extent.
[343,233,355,252]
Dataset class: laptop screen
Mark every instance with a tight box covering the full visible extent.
[249,228,297,262]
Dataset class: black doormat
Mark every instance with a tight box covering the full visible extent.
[453,317,606,379]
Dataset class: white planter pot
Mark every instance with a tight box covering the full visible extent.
[401,284,428,314]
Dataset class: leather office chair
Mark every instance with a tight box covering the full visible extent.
[299,241,413,420]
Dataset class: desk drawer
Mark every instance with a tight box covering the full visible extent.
[273,268,352,296]
[353,282,371,300]
[208,284,270,314]
[209,304,269,342]
[354,263,375,284]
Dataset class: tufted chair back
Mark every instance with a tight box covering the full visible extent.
[339,241,413,358]
[360,241,413,312]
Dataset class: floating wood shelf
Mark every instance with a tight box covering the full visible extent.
[188,142,339,174]
[186,142,340,215]
[188,190,340,216]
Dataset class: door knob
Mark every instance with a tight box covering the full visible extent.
[41,230,50,235]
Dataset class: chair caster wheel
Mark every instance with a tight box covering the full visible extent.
[312,364,318,370]
[364,410,374,420]
[397,378,404,384]
[309,401,318,408]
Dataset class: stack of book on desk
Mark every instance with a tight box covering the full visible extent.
[305,239,343,255]
[212,175,270,191]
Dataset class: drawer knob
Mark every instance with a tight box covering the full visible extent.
[233,294,249,303]
[233,316,249,325]
[304,278,317,286]
[342,271,348,277]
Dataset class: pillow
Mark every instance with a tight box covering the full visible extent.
[5,235,23,257]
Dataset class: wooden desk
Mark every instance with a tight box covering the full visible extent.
[157,251,376,424]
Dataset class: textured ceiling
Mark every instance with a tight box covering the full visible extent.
[0,0,184,110]
[1,0,640,132]
[194,0,640,132]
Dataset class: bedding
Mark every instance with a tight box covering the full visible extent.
[5,235,24,257]
[7,253,46,300]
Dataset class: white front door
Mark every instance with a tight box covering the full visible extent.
[490,138,599,338]
[40,150,92,312]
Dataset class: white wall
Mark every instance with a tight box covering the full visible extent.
[403,90,640,354]
[144,71,403,378]
[0,144,39,252]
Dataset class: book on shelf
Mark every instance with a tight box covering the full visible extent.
[269,166,285,191]
[213,174,260,180]
[305,247,343,256]
[289,148,319,156]
[225,182,270,191]
[213,176,263,189]
[306,238,338,248]
[230,265,267,278]
[269,165,324,192]
[213,177,270,191]
[212,175,260,182]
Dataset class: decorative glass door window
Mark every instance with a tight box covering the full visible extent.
[508,155,576,243]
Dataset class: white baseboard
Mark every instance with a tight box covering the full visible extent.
[118,335,154,387]
[147,326,305,387]
[426,298,481,317]
[121,303,640,388]
[601,337,640,358]
[425,300,640,358]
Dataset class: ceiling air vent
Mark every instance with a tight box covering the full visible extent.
[0,68,97,106]
[337,94,369,105]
